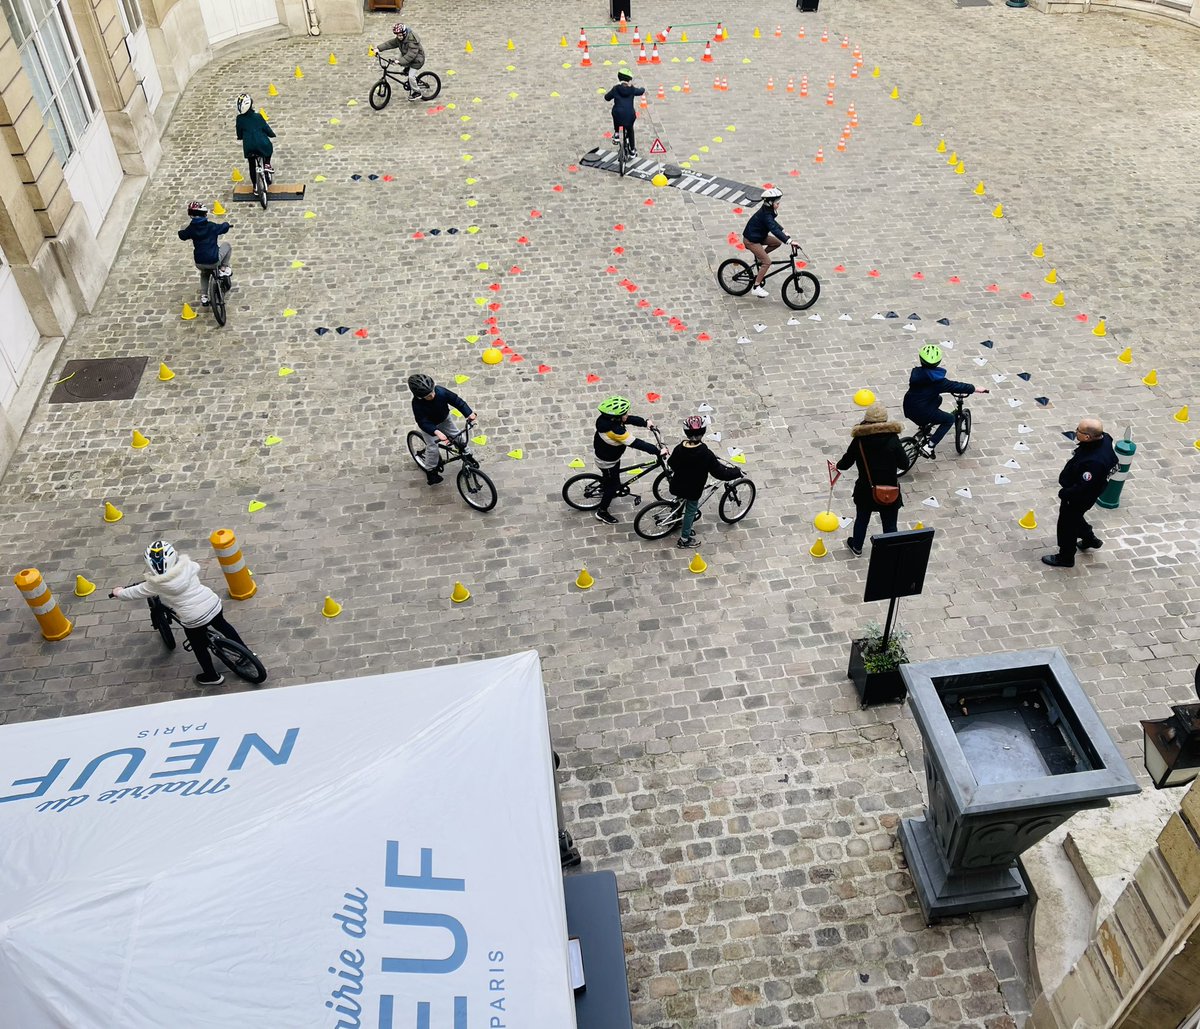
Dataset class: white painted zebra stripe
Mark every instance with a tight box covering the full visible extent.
[712,185,733,200]
[700,181,723,196]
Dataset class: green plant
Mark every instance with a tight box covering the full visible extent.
[858,620,911,674]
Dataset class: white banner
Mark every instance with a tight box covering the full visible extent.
[0,650,576,1029]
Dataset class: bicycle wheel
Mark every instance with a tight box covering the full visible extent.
[369,78,392,110]
[457,465,497,512]
[717,258,754,297]
[210,274,227,326]
[897,437,920,478]
[955,408,973,455]
[562,473,604,510]
[634,500,682,540]
[718,479,757,523]
[211,635,268,685]
[415,71,441,101]
[149,599,176,650]
[781,271,821,311]
[652,470,671,501]
[256,165,268,210]
[406,430,431,469]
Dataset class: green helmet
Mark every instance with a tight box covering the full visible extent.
[598,395,631,416]
[918,343,942,366]
[618,68,633,81]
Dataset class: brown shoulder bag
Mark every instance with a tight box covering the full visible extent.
[860,441,899,505]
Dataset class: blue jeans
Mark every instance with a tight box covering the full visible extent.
[924,409,956,449]
[679,499,700,540]
[850,504,899,550]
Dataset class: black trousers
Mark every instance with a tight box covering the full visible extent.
[1055,500,1099,558]
[184,611,246,677]
[598,465,620,511]
[612,115,635,152]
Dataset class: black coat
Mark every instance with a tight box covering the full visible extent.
[836,421,908,511]
[1058,433,1117,509]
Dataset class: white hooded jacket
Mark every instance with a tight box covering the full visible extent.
[119,556,222,628]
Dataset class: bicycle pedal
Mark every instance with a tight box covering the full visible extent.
[632,495,642,507]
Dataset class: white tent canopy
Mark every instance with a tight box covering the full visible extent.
[0,650,576,1028]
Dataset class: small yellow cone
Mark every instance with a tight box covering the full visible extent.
[1051,291,1065,307]
[688,553,708,574]
[181,303,197,320]
[1174,406,1189,424]
[936,139,946,153]
[913,522,925,530]
[610,32,618,44]
[947,151,958,165]
[212,200,227,216]
[465,40,474,53]
[954,162,965,175]
[681,31,689,42]
[328,52,338,65]
[992,203,1004,218]
[1032,242,1044,259]
[889,86,899,99]
[322,595,342,618]
[232,168,244,182]
[74,574,97,597]
[1142,369,1158,387]
[507,38,515,50]
[259,109,269,122]
[1117,347,1132,364]
[1092,319,1107,337]
[814,511,839,532]
[872,66,880,78]
[104,501,123,523]
[912,113,923,126]
[560,35,568,47]
[130,430,150,449]
[268,83,279,97]
[753,26,762,38]
[294,65,304,79]
[158,363,175,381]
[575,567,594,589]
[1018,510,1038,530]
[809,538,828,558]
[974,181,985,195]
[1044,268,1058,284]
[451,581,471,603]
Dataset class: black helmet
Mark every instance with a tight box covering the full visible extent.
[408,373,435,396]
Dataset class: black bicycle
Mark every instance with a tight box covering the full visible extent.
[615,124,634,178]
[406,425,497,511]
[717,243,821,311]
[114,587,267,684]
[249,152,273,210]
[562,428,671,511]
[196,261,231,326]
[369,55,442,108]
[633,470,757,540]
[898,391,979,476]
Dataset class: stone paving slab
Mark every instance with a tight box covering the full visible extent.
[3,2,1200,1026]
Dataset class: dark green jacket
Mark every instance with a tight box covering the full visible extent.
[236,110,275,160]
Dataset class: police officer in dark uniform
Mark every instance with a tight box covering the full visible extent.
[1042,416,1117,568]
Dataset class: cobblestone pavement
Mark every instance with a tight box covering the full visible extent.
[3,1,1200,1025]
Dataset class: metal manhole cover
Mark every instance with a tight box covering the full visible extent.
[49,357,149,404]
[955,0,993,6]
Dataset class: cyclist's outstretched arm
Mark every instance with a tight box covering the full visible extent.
[111,581,152,601]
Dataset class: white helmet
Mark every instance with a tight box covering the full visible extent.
[236,93,253,114]
[760,187,783,202]
[145,540,178,575]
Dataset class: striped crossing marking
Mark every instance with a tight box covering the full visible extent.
[579,148,762,206]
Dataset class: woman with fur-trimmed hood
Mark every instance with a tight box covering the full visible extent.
[835,402,908,556]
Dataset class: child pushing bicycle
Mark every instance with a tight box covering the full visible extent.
[668,415,746,548]
[111,540,250,687]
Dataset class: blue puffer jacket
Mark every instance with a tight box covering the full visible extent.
[902,366,975,423]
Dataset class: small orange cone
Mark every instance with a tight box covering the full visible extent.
[774,24,782,38]
[702,40,713,62]
[713,75,721,91]
[800,76,808,97]
[682,78,691,93]
[650,42,660,64]
[849,104,858,127]
[639,93,648,109]
[618,12,628,33]
[632,26,640,45]
[580,47,592,67]
[815,148,824,164]
[798,25,806,40]
[657,83,665,99]
[836,135,847,153]
[714,22,725,41]
[841,35,850,48]
[825,92,834,106]
[638,43,648,64]
[850,64,859,80]
[766,76,775,92]
[827,74,835,90]
[720,75,728,91]
[578,27,588,49]
[821,29,829,42]
[786,76,795,93]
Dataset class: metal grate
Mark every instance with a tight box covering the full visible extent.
[48,357,148,404]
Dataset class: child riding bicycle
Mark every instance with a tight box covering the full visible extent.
[234,93,275,191]
[592,395,667,524]
[668,415,746,548]
[376,22,426,99]
[177,201,231,309]
[111,539,250,687]
[901,344,988,459]
[409,373,477,485]
[603,69,645,157]
[742,187,799,297]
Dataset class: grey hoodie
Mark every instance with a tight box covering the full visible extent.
[119,556,222,628]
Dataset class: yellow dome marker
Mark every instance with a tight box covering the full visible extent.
[472,434,488,446]
[507,449,523,460]
[158,363,175,381]
[278,367,295,376]
[74,575,97,597]
[314,174,327,182]
[854,389,875,407]
[248,500,266,513]
[131,430,150,449]
[455,374,470,385]
[1142,369,1158,387]
[814,511,839,532]
[1173,406,1189,424]
[322,595,343,618]
[568,458,585,468]
[264,435,283,446]
[809,538,827,558]
[104,501,123,523]
[304,211,317,219]
[575,567,594,590]
[913,522,925,530]
[482,348,503,365]
[688,553,707,574]
[291,260,305,269]
[1018,510,1037,530]
[451,581,471,603]
[282,308,297,318]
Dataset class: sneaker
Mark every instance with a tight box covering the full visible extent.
[917,441,934,459]
[263,162,273,173]
[200,295,210,306]
[218,266,231,277]
[426,470,443,485]
[676,535,702,548]
[1078,538,1103,551]
[627,148,639,158]
[194,672,225,687]
[1041,554,1074,568]
[750,285,769,298]
[595,509,618,524]
[407,88,422,101]
[846,538,863,556]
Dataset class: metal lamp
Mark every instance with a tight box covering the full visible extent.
[1141,704,1200,789]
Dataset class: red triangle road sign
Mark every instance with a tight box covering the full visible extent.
[649,137,667,155]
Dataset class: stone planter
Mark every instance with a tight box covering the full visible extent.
[898,648,1139,923]
[847,638,908,707]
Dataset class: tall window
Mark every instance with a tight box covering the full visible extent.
[115,0,142,34]
[1,0,98,163]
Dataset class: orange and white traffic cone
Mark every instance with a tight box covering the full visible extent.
[786,76,795,93]
[683,77,691,93]
[618,12,628,33]
[841,35,849,48]
[827,74,836,90]
[578,27,588,49]
[825,92,834,106]
[637,43,648,64]
[720,75,728,91]
[850,64,860,79]
[800,76,808,97]
[702,40,713,62]
[849,104,858,127]
[774,24,782,37]
[657,83,665,99]
[853,47,862,64]
[632,25,640,45]
[713,75,721,91]
[656,26,671,42]
[650,42,661,63]
[639,93,648,109]
[580,46,592,67]
[820,29,829,43]
[815,148,824,165]
[766,76,775,92]
[837,135,847,153]
[798,25,806,40]
[714,22,724,41]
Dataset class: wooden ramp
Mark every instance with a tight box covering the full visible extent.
[233,183,306,202]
